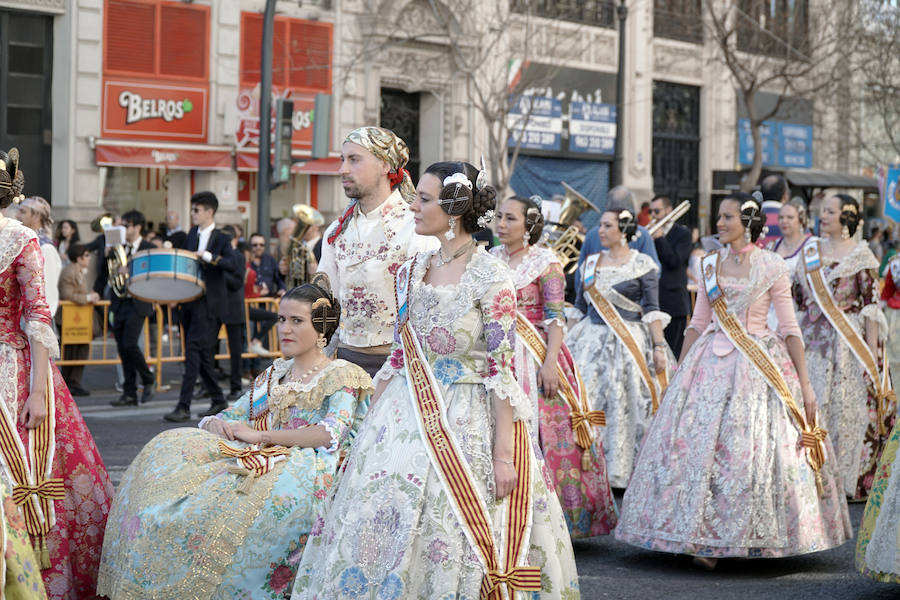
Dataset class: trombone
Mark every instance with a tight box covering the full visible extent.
[647,201,691,236]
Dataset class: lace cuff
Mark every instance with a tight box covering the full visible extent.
[24,320,59,359]
[564,306,584,322]
[642,310,671,329]
[542,317,567,333]
[317,416,341,454]
[374,348,404,385]
[483,373,532,423]
[860,303,889,342]
[197,415,223,431]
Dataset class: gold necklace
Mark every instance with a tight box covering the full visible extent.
[435,239,475,267]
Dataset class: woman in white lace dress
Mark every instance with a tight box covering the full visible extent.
[292,162,579,599]
[566,209,672,488]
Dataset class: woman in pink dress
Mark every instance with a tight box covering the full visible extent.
[616,192,850,568]
[492,195,617,538]
[0,149,114,599]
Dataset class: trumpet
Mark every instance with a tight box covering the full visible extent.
[647,201,691,236]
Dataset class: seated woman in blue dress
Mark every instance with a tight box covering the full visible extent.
[97,281,372,599]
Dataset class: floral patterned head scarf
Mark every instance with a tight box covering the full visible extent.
[343,126,416,204]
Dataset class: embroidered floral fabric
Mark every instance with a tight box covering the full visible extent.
[97,359,371,599]
[616,253,851,557]
[793,242,893,499]
[292,249,580,599]
[856,419,900,582]
[0,221,114,599]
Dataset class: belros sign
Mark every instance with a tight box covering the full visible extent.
[102,79,209,142]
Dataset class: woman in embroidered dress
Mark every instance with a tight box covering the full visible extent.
[292,162,579,599]
[616,193,851,568]
[793,194,892,500]
[492,195,616,538]
[97,282,372,599]
[764,199,816,331]
[565,209,673,489]
[856,418,900,583]
[0,150,114,599]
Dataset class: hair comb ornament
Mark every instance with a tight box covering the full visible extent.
[477,209,496,229]
[442,172,472,190]
[476,156,488,192]
[741,201,758,213]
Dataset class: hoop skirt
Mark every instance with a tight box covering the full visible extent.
[856,419,900,582]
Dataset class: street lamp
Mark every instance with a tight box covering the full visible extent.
[612,0,628,188]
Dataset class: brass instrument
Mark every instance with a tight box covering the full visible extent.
[549,182,602,274]
[647,200,691,236]
[107,244,129,298]
[91,213,113,233]
[285,204,324,288]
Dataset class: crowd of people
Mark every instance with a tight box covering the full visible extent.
[1,123,900,598]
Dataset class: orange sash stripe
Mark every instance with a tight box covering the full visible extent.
[585,285,661,413]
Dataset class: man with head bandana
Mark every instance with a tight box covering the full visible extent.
[317,126,438,376]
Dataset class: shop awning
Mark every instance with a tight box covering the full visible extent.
[784,168,878,189]
[236,150,341,174]
[95,139,233,171]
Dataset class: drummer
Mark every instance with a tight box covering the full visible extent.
[164,191,240,422]
[110,210,157,406]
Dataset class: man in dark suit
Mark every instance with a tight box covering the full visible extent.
[164,192,239,422]
[220,225,247,400]
[650,194,692,357]
[110,210,156,406]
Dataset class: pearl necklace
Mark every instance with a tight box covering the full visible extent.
[435,239,475,267]
[286,356,329,385]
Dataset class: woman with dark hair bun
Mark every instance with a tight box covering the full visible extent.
[293,161,579,598]
[492,194,617,538]
[793,193,892,501]
[566,208,673,489]
[616,193,850,569]
[99,280,373,598]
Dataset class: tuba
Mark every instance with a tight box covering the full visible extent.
[107,244,129,298]
[285,204,324,289]
[549,182,602,274]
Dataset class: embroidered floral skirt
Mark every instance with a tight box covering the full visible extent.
[292,376,580,599]
[565,317,671,488]
[802,314,895,500]
[856,419,900,582]
[514,334,618,538]
[615,332,852,557]
[6,344,113,600]
[98,428,332,599]
[1,481,48,599]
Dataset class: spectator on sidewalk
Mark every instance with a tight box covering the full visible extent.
[58,243,100,396]
[19,196,61,318]
[54,219,80,268]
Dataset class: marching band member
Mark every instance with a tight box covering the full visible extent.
[793,194,893,500]
[0,149,114,598]
[98,282,371,598]
[616,193,850,568]
[317,126,438,377]
[292,161,579,599]
[567,208,673,488]
[493,194,617,538]
[649,194,693,356]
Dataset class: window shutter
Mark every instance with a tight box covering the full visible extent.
[105,0,156,75]
[240,12,263,87]
[159,3,208,79]
[288,21,332,92]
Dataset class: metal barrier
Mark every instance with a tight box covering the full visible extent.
[57,297,283,391]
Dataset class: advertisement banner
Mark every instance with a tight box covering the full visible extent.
[507,95,563,151]
[881,165,900,224]
[569,101,616,154]
[102,80,209,142]
[232,87,316,153]
[738,119,775,166]
[738,118,813,169]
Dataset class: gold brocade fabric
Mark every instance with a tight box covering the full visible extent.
[268,362,373,426]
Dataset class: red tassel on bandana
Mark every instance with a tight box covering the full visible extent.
[327,201,357,244]
[388,168,409,189]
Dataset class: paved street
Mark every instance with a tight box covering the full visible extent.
[77,363,896,600]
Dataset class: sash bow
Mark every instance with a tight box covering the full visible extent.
[482,565,543,597]
[11,478,64,506]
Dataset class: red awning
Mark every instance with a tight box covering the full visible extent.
[95,140,233,171]
[236,150,341,175]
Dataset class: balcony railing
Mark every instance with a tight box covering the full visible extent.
[510,0,616,29]
[653,3,704,44]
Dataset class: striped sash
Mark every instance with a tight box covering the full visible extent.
[515,312,605,456]
[803,242,895,433]
[582,253,662,413]
[0,367,63,569]
[702,252,828,492]
[395,258,541,599]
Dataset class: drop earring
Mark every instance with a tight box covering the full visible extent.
[317,332,327,349]
[522,230,530,247]
[619,236,627,247]
[744,228,751,243]
[445,216,456,241]
[842,224,850,240]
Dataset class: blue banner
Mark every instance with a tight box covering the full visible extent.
[738,118,813,168]
[738,119,775,166]
[507,95,563,151]
[569,101,616,154]
[882,165,900,224]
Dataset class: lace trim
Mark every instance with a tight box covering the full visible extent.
[492,245,560,290]
[410,249,510,332]
[0,220,34,274]
[23,320,59,359]
[591,249,658,288]
[821,242,880,283]
[317,416,341,453]
[267,359,373,426]
[642,310,671,329]
[483,373,532,423]
[860,303,889,342]
[718,249,788,317]
[542,316,567,331]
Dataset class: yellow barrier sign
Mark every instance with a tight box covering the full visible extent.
[61,303,93,344]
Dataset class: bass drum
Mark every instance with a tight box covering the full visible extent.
[128,248,205,303]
